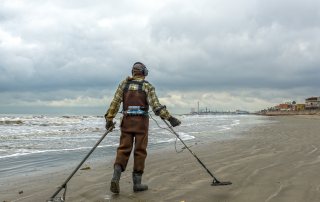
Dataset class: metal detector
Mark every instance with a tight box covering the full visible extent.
[163,119,232,186]
[47,123,115,202]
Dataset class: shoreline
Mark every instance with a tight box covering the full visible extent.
[2,115,320,201]
[0,115,263,182]
[257,109,320,116]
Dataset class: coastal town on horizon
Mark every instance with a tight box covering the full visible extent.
[258,96,320,116]
[189,96,320,116]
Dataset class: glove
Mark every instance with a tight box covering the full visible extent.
[168,116,181,127]
[105,119,115,131]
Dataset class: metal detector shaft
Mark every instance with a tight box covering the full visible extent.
[48,124,115,201]
[163,120,221,183]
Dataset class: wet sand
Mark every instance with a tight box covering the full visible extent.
[1,115,320,202]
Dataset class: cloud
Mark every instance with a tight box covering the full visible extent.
[1,0,320,113]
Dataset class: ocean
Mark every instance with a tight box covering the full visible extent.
[0,114,270,181]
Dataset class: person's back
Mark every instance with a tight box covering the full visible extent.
[105,62,181,194]
[121,77,150,134]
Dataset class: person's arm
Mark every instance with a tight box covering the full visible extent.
[105,80,126,121]
[146,83,181,127]
[146,83,171,120]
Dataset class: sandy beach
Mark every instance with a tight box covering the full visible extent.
[1,115,320,202]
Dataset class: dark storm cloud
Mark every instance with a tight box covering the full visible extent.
[0,0,147,93]
[148,0,320,92]
[0,0,319,111]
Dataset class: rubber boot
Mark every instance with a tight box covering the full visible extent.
[110,164,122,194]
[132,172,148,192]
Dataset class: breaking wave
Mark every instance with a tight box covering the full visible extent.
[0,120,23,125]
[0,114,264,160]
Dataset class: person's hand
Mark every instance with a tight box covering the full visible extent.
[105,119,115,131]
[168,116,181,127]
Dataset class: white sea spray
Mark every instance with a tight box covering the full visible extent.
[0,114,270,179]
[0,114,268,159]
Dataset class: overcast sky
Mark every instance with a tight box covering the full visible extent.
[0,0,319,114]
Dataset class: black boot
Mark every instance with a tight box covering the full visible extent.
[132,172,148,192]
[110,164,122,194]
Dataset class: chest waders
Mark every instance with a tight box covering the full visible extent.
[110,80,149,194]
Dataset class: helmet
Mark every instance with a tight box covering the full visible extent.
[132,62,148,76]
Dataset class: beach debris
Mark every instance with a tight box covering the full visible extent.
[18,190,24,194]
[80,166,91,170]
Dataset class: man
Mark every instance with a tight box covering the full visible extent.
[105,62,181,194]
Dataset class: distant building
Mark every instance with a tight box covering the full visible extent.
[235,110,249,114]
[277,103,291,111]
[305,97,320,109]
[295,104,305,111]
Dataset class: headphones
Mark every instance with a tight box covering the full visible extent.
[132,62,148,76]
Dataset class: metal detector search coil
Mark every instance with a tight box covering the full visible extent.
[47,196,65,202]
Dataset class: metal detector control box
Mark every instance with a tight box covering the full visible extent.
[126,106,148,116]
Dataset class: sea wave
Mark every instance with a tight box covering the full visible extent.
[0,114,265,160]
[0,143,119,159]
[0,120,23,125]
